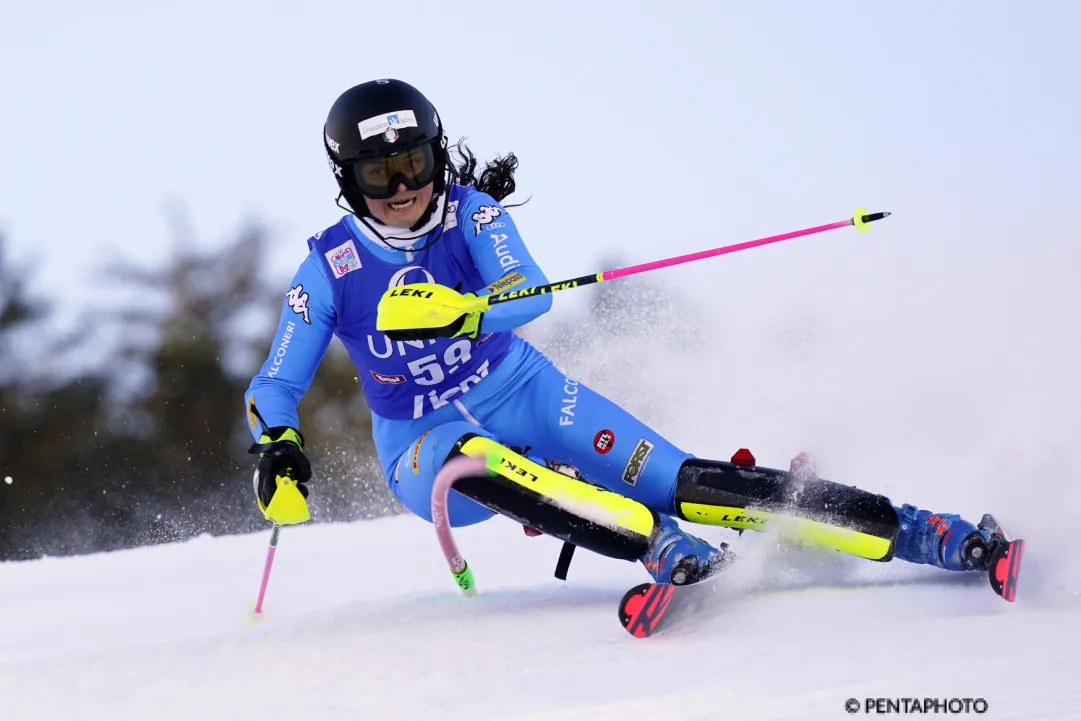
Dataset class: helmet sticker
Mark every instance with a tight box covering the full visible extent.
[324,132,341,154]
[359,109,418,140]
[383,127,399,143]
[326,151,343,177]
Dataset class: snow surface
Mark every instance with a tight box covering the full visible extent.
[3,509,1079,721]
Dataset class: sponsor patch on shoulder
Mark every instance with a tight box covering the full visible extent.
[621,439,655,486]
[485,271,526,294]
[325,239,362,278]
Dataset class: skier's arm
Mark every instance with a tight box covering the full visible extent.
[459,192,552,331]
[244,251,336,440]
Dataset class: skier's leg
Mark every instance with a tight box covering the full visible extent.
[488,362,1001,576]
[387,418,656,561]
[480,363,729,584]
[386,421,499,526]
[890,504,1001,572]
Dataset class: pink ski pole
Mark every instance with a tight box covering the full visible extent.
[481,207,891,308]
[431,455,489,596]
[253,523,282,615]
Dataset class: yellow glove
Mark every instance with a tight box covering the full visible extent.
[376,283,491,341]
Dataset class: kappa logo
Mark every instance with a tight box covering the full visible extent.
[325,240,362,278]
[285,284,311,324]
[371,370,406,385]
[388,265,436,288]
[472,205,502,234]
[621,439,655,486]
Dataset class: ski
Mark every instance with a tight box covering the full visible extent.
[989,538,1024,602]
[979,514,1024,602]
[617,575,725,639]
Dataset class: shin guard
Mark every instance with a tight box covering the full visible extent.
[446,434,656,561]
[673,456,899,560]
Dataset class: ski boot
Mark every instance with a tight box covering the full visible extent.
[892,504,1004,571]
[893,506,1024,600]
[641,514,731,585]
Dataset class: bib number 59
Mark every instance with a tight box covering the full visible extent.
[407,340,473,385]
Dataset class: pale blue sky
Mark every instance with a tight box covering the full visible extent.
[1,1,1078,329]
[2,1,1080,538]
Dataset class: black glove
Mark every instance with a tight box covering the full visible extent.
[248,426,312,510]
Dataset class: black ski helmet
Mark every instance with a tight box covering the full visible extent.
[323,79,447,217]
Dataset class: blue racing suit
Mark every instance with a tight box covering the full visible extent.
[245,185,691,526]
[245,184,999,577]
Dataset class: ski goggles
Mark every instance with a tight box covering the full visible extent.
[350,142,438,199]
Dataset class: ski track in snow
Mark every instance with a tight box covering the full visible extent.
[2,513,1080,721]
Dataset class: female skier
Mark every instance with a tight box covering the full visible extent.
[245,78,1007,587]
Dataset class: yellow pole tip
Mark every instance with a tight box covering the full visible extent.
[853,206,870,233]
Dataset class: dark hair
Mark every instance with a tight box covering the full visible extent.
[446,139,528,207]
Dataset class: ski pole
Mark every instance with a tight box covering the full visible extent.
[377,207,890,342]
[483,207,890,308]
[430,454,491,596]
[253,522,282,615]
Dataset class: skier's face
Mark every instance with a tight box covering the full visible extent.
[364,182,434,227]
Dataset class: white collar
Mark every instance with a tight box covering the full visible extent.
[353,193,446,252]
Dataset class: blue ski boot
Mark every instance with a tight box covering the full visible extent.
[640,514,731,585]
[892,504,1003,571]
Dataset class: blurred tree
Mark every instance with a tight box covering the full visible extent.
[0,235,119,559]
[0,217,400,562]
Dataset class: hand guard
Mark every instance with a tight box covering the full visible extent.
[376,282,487,341]
[248,427,312,525]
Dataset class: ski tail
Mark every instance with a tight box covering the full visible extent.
[619,583,677,638]
[618,570,728,639]
[989,538,1024,602]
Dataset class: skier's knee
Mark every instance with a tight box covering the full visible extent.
[390,424,498,526]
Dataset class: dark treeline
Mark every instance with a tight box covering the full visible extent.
[0,226,701,563]
[0,225,399,562]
